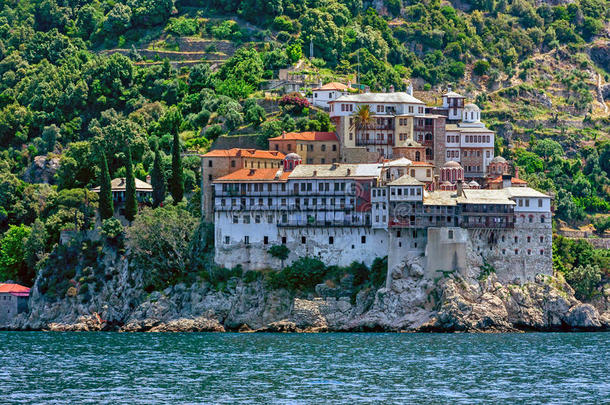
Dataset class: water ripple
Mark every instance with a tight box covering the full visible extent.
[0,332,608,404]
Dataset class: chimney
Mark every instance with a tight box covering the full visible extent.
[434,174,439,191]
[281,131,286,139]
[457,180,463,196]
[389,85,395,93]
[448,85,452,93]
[407,83,413,96]
[146,175,151,184]
[514,166,519,179]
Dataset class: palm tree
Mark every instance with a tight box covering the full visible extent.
[352,104,373,145]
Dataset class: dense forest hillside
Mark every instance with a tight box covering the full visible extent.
[0,0,608,298]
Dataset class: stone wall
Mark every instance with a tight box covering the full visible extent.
[424,227,469,278]
[432,117,446,174]
[216,227,389,270]
[342,147,379,163]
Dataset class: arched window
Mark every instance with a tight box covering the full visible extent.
[415,151,421,161]
[541,216,545,223]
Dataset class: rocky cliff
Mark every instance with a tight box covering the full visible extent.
[5,247,609,333]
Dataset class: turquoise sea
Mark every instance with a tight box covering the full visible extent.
[0,332,608,404]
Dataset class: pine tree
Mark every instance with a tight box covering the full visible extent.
[151,143,166,208]
[99,152,114,220]
[170,131,184,205]
[124,144,138,223]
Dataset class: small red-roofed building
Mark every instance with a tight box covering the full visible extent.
[201,148,285,221]
[268,132,340,165]
[311,82,349,109]
[487,167,527,189]
[0,283,30,324]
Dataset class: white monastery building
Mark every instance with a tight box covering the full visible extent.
[212,156,553,284]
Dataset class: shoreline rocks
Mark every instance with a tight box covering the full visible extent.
[3,251,609,333]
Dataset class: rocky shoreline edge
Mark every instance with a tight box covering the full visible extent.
[4,272,609,334]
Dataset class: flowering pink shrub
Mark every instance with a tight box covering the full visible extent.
[279,93,310,114]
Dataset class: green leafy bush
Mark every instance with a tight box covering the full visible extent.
[166,17,200,36]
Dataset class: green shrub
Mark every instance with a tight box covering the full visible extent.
[243,270,263,283]
[473,60,490,76]
[166,17,200,36]
[267,257,327,291]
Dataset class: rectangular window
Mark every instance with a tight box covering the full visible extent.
[243,215,250,224]
[361,235,366,244]
[329,236,334,245]
[282,236,287,244]
[301,236,306,244]
[538,199,543,207]
[244,236,250,244]
[255,215,261,223]
[233,216,238,224]
[224,236,230,244]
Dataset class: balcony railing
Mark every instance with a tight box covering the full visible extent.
[278,219,371,227]
[388,217,457,228]
[355,139,394,146]
[215,204,354,212]
[217,189,356,197]
[460,221,514,229]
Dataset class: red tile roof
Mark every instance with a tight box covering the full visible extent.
[312,82,349,91]
[268,132,339,142]
[410,161,434,166]
[488,175,527,184]
[214,168,284,182]
[203,149,285,160]
[0,283,30,297]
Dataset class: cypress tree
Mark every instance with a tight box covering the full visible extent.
[99,152,114,220]
[124,144,138,223]
[151,143,166,208]
[170,131,184,205]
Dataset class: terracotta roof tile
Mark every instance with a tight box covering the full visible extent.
[488,175,527,184]
[0,283,30,296]
[203,148,285,160]
[214,168,284,182]
[312,82,349,91]
[268,132,338,142]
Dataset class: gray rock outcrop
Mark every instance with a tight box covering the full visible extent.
[5,249,609,333]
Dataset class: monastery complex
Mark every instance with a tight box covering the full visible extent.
[202,88,553,282]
